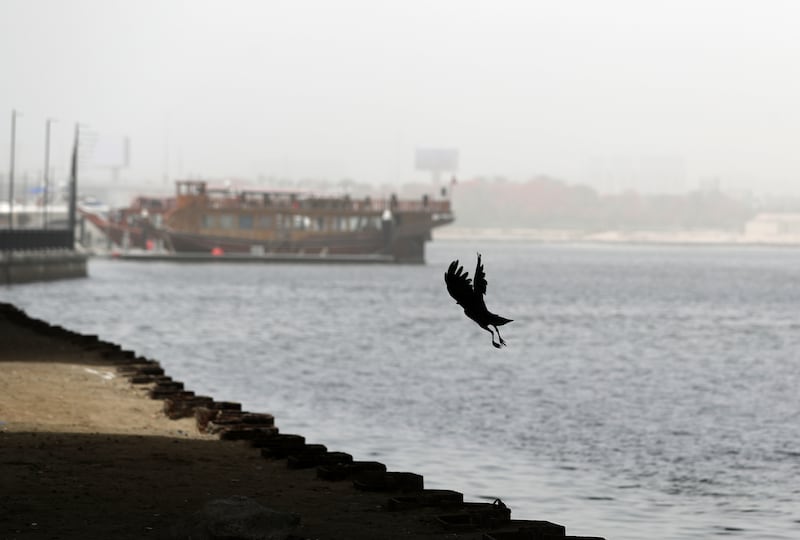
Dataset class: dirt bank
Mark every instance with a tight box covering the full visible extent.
[0,302,601,540]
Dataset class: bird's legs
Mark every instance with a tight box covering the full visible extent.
[483,326,502,348]
[481,325,502,349]
[493,325,507,347]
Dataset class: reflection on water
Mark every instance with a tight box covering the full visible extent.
[4,241,800,539]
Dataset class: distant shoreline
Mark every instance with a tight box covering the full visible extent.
[434,226,800,247]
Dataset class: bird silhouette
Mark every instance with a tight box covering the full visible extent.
[444,253,513,348]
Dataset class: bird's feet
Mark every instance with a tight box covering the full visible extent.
[498,336,507,347]
[492,340,502,349]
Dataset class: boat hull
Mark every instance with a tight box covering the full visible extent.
[161,228,431,263]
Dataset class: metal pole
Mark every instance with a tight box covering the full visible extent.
[43,118,53,229]
[67,123,79,247]
[8,109,18,230]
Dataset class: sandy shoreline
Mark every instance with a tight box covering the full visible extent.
[0,302,603,540]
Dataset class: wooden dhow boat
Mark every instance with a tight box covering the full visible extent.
[82,180,454,263]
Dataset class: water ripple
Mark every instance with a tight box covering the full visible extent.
[4,242,800,539]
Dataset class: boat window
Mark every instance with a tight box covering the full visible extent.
[257,215,272,229]
[239,215,254,229]
[349,216,360,231]
[202,214,217,228]
[303,216,321,231]
[292,215,307,230]
[220,214,235,229]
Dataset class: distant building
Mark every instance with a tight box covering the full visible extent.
[583,154,687,194]
[744,213,800,242]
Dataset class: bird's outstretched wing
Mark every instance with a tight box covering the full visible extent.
[473,253,487,296]
[444,259,475,306]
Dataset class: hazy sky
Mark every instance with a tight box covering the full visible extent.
[2,0,800,194]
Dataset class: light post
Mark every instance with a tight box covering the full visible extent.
[42,118,56,229]
[43,118,56,229]
[8,109,21,230]
[67,123,82,246]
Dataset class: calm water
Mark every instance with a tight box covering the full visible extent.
[4,241,800,539]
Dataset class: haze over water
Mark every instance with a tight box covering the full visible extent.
[4,240,800,539]
[3,1,800,196]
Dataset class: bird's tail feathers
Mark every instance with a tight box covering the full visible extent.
[490,314,513,326]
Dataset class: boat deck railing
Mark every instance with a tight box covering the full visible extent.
[184,195,451,214]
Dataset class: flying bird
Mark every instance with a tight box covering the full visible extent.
[444,253,513,348]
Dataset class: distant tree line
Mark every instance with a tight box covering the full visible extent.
[448,176,756,231]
